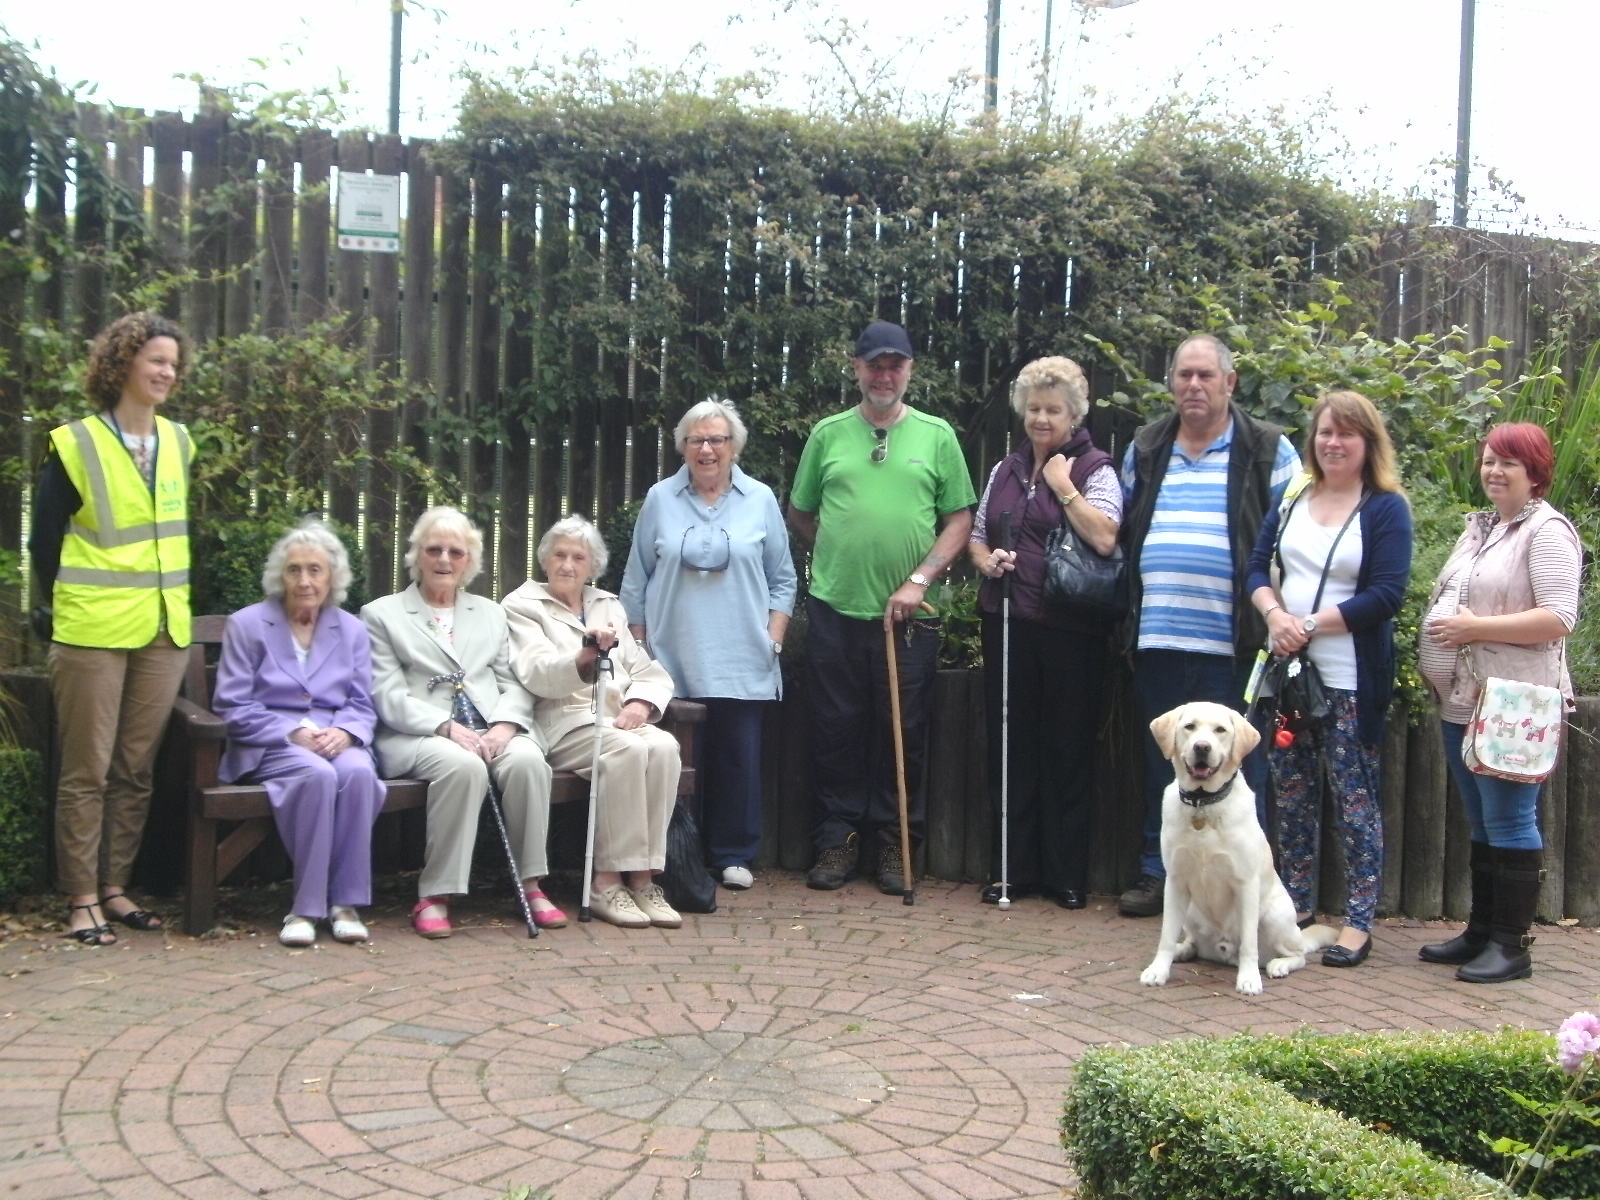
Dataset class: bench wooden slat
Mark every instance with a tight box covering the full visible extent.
[169,614,702,932]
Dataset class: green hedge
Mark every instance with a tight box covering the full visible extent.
[1062,1029,1593,1200]
[0,747,45,903]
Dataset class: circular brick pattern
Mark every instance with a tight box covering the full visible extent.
[560,1032,888,1128]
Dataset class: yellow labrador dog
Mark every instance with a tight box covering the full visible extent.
[1138,702,1337,996]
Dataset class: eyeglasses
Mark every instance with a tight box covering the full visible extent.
[871,427,888,464]
[422,545,468,560]
[680,526,731,572]
[687,435,731,449]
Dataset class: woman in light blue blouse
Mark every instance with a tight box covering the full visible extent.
[621,399,797,891]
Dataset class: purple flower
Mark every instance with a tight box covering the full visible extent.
[1556,1011,1600,1075]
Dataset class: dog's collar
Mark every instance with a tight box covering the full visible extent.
[1179,772,1237,808]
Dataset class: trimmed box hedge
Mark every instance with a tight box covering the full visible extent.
[1062,1028,1595,1200]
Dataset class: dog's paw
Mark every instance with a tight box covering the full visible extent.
[1172,939,1196,962]
[1235,968,1264,996]
[1266,955,1304,978]
[1139,962,1171,987]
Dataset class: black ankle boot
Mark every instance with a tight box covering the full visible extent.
[1420,841,1492,964]
[1456,847,1542,984]
[1456,937,1532,983]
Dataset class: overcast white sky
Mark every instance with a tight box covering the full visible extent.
[5,0,1595,239]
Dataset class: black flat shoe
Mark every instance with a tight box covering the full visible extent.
[1322,937,1372,968]
[980,882,1038,905]
[101,892,162,931]
[1048,888,1086,910]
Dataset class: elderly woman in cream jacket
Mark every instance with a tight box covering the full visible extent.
[503,515,682,930]
[361,506,562,939]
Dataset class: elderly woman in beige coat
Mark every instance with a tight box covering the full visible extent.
[503,515,681,930]
[362,506,560,938]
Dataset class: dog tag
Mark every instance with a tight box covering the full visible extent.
[1191,816,1206,831]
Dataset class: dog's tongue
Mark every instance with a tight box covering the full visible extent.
[1190,763,1216,780]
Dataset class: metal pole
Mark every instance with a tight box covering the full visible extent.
[1453,0,1474,227]
[985,0,1002,114]
[388,1,403,136]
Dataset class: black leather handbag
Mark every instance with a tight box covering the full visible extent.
[1042,519,1127,623]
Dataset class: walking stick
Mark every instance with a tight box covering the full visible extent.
[579,643,614,924]
[484,779,539,939]
[884,619,915,906]
[427,670,537,938]
[997,510,1014,909]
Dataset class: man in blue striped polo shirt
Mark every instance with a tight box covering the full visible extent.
[1116,334,1302,917]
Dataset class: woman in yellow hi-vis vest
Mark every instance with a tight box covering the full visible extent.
[28,312,194,946]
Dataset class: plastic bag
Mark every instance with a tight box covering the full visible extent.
[658,803,718,914]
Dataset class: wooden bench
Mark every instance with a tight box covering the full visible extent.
[167,614,703,933]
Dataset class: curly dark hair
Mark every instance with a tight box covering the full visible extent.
[84,312,191,411]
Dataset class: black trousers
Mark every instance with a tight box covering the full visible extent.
[981,611,1107,893]
[806,596,939,853]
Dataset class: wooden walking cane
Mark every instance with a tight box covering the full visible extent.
[884,621,915,906]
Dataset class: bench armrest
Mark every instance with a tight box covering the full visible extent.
[172,695,227,741]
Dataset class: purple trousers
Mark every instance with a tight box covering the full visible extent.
[250,743,387,918]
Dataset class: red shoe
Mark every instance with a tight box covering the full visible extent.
[524,888,568,929]
[411,897,452,939]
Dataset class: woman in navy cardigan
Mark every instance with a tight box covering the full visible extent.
[1246,390,1413,968]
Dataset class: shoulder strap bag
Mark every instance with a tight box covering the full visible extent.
[1456,537,1564,783]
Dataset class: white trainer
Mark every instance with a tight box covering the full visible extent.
[279,914,317,947]
[721,866,754,890]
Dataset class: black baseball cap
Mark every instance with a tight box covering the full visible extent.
[854,321,915,361]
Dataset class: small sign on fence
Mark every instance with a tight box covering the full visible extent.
[336,172,401,253]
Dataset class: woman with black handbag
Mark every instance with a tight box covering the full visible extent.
[1246,390,1412,968]
[969,356,1122,909]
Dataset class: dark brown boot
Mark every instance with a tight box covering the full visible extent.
[1420,841,1492,964]
[1457,847,1542,984]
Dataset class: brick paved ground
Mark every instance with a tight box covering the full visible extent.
[3,873,1598,1200]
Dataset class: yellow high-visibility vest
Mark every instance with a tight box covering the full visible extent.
[49,414,193,649]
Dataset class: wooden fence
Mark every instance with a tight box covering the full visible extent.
[3,104,1599,626]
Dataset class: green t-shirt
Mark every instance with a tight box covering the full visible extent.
[790,405,976,620]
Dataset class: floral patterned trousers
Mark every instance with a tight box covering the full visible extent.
[1270,689,1384,931]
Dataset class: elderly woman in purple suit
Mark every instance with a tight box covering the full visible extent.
[213,519,386,948]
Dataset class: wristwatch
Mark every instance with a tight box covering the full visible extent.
[908,572,931,588]
[1302,616,1318,636]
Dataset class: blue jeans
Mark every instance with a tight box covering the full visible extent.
[1133,648,1268,880]
[1440,721,1544,849]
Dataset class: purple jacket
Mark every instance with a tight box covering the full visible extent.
[977,429,1112,631]
[214,599,380,783]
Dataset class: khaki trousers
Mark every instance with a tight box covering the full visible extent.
[546,722,678,874]
[408,734,553,897]
[49,635,188,894]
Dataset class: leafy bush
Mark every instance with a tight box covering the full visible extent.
[0,747,45,904]
[191,513,368,617]
[1063,1029,1597,1200]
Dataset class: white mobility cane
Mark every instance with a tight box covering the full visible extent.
[997,510,1014,909]
[578,638,615,924]
[428,670,538,937]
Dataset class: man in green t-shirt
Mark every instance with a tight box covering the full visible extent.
[787,321,976,894]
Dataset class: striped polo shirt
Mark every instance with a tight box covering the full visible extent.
[1121,418,1301,656]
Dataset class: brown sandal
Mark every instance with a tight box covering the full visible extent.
[63,903,117,946]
